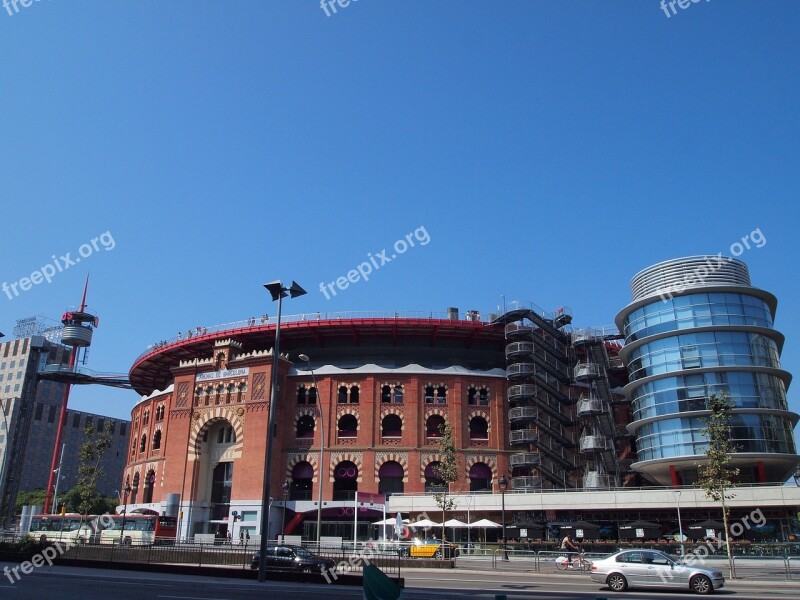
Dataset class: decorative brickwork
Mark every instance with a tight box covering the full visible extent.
[187,406,245,461]
[176,382,190,408]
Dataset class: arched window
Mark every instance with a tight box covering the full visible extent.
[469,416,489,440]
[297,385,307,404]
[381,414,403,437]
[152,430,162,450]
[308,386,317,404]
[142,470,155,503]
[426,415,445,438]
[393,385,404,404]
[436,386,447,405]
[469,462,492,491]
[290,461,314,500]
[350,386,359,404]
[296,415,315,438]
[213,423,235,444]
[338,386,348,404]
[479,388,489,405]
[333,461,358,500]
[381,386,391,403]
[338,414,358,438]
[131,472,140,504]
[143,410,149,425]
[378,461,404,495]
[467,387,477,405]
[424,462,445,492]
[139,434,147,453]
[424,386,435,404]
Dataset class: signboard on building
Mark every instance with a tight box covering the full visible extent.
[196,367,249,382]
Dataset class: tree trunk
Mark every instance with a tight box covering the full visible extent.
[721,486,734,578]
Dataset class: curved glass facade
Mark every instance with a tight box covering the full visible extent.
[623,292,773,341]
[615,256,799,486]
[629,371,789,422]
[635,413,797,461]
[627,331,781,382]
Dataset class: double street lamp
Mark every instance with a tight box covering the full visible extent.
[298,354,325,549]
[498,474,508,561]
[675,490,685,557]
[281,479,290,538]
[120,482,132,545]
[257,280,307,583]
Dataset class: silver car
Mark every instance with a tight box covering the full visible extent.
[590,549,724,595]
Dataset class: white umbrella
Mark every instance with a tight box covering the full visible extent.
[443,519,469,527]
[471,518,501,545]
[410,518,441,528]
[373,517,409,525]
[471,518,501,528]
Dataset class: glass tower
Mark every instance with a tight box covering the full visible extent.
[615,256,798,486]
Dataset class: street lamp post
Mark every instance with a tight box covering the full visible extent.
[675,490,685,557]
[120,482,132,545]
[499,474,508,561]
[298,354,324,549]
[258,280,307,583]
[281,479,290,539]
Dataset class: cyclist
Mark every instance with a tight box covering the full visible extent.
[561,533,580,568]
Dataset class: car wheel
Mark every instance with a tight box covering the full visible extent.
[434,549,442,559]
[690,575,713,595]
[39,535,48,544]
[607,573,628,592]
[76,536,85,545]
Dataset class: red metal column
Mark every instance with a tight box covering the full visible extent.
[43,279,88,514]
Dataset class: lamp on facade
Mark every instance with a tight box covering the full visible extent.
[257,280,307,583]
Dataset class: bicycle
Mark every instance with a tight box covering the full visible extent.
[555,550,591,572]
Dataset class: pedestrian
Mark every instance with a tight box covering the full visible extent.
[239,529,244,545]
[227,530,232,545]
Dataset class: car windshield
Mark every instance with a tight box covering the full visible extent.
[293,547,314,558]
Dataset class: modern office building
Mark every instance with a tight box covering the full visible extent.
[615,256,798,486]
[0,320,130,524]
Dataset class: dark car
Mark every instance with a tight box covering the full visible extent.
[250,545,336,574]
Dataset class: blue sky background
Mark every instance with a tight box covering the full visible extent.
[1,1,798,426]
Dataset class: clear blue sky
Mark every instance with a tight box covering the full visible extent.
[1,1,798,424]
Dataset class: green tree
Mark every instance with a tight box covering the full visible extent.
[433,422,459,543]
[75,421,115,521]
[59,487,118,515]
[14,488,47,514]
[696,392,739,577]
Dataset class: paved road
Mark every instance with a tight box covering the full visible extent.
[1,561,798,599]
